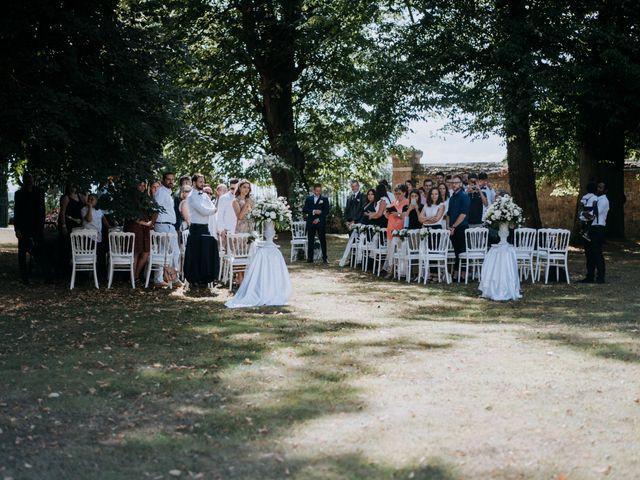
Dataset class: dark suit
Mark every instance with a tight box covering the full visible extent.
[344,191,366,223]
[303,194,330,261]
[14,187,51,282]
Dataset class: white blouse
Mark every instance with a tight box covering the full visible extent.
[421,203,445,228]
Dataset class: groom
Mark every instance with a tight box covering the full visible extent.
[303,183,330,264]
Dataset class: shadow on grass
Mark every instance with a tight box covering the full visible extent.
[539,332,640,363]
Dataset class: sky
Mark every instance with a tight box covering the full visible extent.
[397,117,506,164]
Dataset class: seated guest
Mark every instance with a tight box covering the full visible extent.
[403,189,423,229]
[81,193,110,274]
[364,183,389,228]
[361,189,377,225]
[466,173,487,227]
[344,180,366,227]
[419,187,445,229]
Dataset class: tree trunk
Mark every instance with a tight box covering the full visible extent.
[505,119,542,228]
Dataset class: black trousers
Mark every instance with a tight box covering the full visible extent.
[307,222,327,261]
[18,230,51,282]
[184,224,219,285]
[585,225,605,281]
[451,224,468,270]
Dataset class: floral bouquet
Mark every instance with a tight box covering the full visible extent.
[483,194,524,228]
[392,228,409,239]
[247,196,292,231]
[366,225,381,234]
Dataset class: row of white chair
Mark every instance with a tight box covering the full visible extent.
[70,230,177,290]
[343,227,571,285]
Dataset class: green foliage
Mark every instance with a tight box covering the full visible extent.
[0,0,177,188]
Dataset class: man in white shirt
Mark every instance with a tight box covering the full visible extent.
[184,174,219,287]
[153,172,181,286]
[216,178,239,242]
[579,181,609,284]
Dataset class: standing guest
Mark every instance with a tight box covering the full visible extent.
[420,187,446,229]
[58,184,86,275]
[179,185,192,231]
[81,193,110,275]
[380,179,395,203]
[385,184,409,242]
[149,180,161,197]
[478,172,495,217]
[403,189,423,229]
[13,173,52,284]
[361,189,377,225]
[153,172,182,287]
[365,183,390,227]
[216,178,239,243]
[435,172,445,184]
[303,183,330,264]
[448,175,470,278]
[445,175,454,196]
[437,182,450,227]
[579,182,609,284]
[423,178,434,192]
[174,175,192,232]
[203,186,219,242]
[233,180,254,233]
[466,173,488,227]
[461,172,470,187]
[124,181,154,285]
[344,180,366,227]
[405,179,415,191]
[184,174,219,287]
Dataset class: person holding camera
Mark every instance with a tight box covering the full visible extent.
[579,182,609,284]
[466,173,488,227]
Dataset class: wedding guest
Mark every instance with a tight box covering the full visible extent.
[448,175,470,277]
[124,181,154,285]
[149,180,161,197]
[445,175,454,196]
[58,184,86,275]
[216,178,239,242]
[179,185,192,231]
[344,180,366,226]
[303,183,330,264]
[153,172,181,287]
[365,183,390,228]
[184,174,219,287]
[579,182,609,284]
[361,189,377,225]
[174,175,192,232]
[438,182,450,227]
[420,187,446,229]
[81,193,110,275]
[435,171,445,184]
[461,172,469,186]
[405,179,415,191]
[385,184,408,241]
[466,173,487,227]
[478,172,495,216]
[379,179,395,203]
[403,189,423,229]
[13,173,52,284]
[423,178,433,192]
[233,180,254,233]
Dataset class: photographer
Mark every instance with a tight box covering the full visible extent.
[466,173,488,227]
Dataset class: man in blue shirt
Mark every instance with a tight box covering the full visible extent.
[448,175,470,276]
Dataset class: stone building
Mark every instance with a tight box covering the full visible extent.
[392,151,640,237]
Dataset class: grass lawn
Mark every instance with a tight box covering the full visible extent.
[1,235,639,479]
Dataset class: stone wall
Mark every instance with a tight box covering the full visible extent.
[392,157,640,238]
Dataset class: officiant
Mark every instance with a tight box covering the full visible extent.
[184,174,219,287]
[303,183,330,264]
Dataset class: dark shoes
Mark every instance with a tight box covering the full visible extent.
[578,278,594,284]
[322,259,328,265]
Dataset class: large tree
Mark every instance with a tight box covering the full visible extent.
[0,0,176,188]
[151,0,416,197]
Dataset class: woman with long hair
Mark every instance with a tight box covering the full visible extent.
[403,189,423,230]
[361,189,377,225]
[232,180,254,233]
[419,187,446,229]
[364,183,389,228]
[385,184,409,241]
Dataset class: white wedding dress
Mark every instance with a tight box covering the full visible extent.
[225,221,292,308]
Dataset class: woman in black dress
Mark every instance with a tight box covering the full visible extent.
[404,189,423,230]
[361,189,377,225]
[57,184,86,275]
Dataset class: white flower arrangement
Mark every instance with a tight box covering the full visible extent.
[290,181,308,221]
[392,228,410,239]
[247,196,293,231]
[483,194,524,228]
